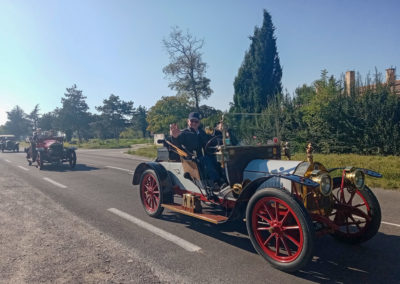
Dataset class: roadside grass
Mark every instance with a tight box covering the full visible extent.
[126,145,158,159]
[18,141,29,149]
[64,138,153,149]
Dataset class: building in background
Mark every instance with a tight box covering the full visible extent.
[345,68,400,95]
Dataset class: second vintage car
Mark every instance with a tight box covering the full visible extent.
[25,131,77,170]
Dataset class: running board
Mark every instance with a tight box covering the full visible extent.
[161,203,228,224]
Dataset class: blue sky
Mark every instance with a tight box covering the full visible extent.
[0,0,399,125]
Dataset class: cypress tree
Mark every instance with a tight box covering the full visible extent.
[232,10,282,113]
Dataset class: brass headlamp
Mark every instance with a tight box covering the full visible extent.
[344,167,365,189]
[310,170,332,196]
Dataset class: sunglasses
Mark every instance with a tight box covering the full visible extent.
[190,119,199,123]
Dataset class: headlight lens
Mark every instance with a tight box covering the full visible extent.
[311,171,332,196]
[346,169,365,189]
[320,174,332,196]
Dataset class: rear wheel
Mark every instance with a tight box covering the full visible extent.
[330,178,381,244]
[69,150,77,168]
[139,169,164,217]
[246,188,314,272]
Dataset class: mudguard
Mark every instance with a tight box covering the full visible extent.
[229,174,319,221]
[132,162,174,203]
[328,167,383,178]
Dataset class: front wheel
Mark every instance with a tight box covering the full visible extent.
[246,188,315,272]
[37,152,44,170]
[139,169,164,217]
[69,150,77,168]
[330,178,381,244]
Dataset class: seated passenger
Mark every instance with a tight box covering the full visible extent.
[170,112,226,190]
[213,121,238,146]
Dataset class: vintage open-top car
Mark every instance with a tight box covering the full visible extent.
[25,131,77,170]
[132,114,382,272]
[0,134,19,152]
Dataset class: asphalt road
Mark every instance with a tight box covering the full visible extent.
[1,149,400,283]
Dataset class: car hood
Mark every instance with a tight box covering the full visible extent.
[38,139,60,149]
[243,159,303,189]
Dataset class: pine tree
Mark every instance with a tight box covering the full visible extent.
[232,10,282,113]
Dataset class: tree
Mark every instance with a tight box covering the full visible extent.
[163,26,213,111]
[131,105,148,138]
[58,84,90,142]
[146,96,191,134]
[38,111,56,131]
[95,94,134,139]
[4,106,30,138]
[28,104,40,130]
[232,10,282,113]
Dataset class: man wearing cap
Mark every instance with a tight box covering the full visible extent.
[170,112,224,190]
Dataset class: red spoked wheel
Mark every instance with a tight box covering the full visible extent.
[139,169,164,217]
[330,178,381,244]
[246,188,314,272]
[37,152,44,170]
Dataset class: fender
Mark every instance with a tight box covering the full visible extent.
[229,174,319,221]
[132,162,174,203]
[328,167,382,178]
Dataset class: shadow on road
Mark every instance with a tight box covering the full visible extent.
[295,231,400,283]
[30,164,100,172]
[161,212,400,282]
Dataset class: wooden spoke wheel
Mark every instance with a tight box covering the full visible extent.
[69,150,77,168]
[37,152,44,170]
[330,177,381,244]
[139,169,164,217]
[246,188,314,272]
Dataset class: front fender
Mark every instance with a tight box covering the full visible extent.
[229,174,318,220]
[132,162,173,203]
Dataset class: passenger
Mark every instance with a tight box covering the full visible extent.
[213,121,238,146]
[170,112,226,190]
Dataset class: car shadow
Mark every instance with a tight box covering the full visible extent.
[160,212,400,282]
[30,163,100,172]
[294,232,400,283]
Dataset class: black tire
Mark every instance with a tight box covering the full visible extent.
[246,188,315,272]
[139,169,164,217]
[330,177,381,244]
[69,150,77,168]
[37,152,44,170]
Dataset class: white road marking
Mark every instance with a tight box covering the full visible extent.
[17,166,29,171]
[43,177,68,189]
[382,221,400,228]
[5,159,11,163]
[107,208,201,252]
[353,215,400,228]
[105,166,133,174]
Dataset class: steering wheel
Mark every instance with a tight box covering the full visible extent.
[204,135,223,155]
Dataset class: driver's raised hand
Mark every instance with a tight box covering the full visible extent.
[169,123,181,138]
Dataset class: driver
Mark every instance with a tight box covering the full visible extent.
[170,112,225,190]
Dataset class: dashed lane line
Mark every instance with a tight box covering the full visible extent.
[382,221,400,228]
[4,159,11,163]
[105,166,134,174]
[43,177,68,189]
[107,208,202,252]
[17,165,29,171]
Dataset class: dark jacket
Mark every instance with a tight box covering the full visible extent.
[172,127,210,157]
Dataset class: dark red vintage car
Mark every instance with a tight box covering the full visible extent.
[26,131,77,170]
